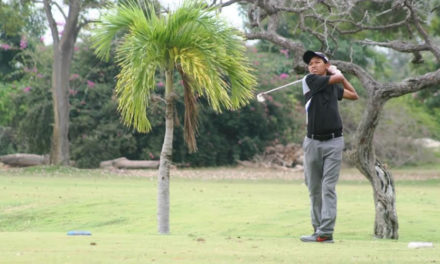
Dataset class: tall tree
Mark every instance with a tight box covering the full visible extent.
[42,0,101,165]
[223,0,440,239]
[43,0,79,165]
[92,0,256,234]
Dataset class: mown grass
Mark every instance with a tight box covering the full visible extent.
[0,166,439,263]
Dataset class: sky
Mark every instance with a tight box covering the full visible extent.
[158,0,244,29]
[41,0,245,44]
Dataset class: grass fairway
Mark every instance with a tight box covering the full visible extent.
[0,167,439,263]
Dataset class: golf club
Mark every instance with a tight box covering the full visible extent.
[256,79,302,102]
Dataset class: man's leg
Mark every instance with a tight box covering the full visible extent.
[303,137,323,232]
[319,137,344,236]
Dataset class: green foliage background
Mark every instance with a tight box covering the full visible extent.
[0,36,304,168]
[0,1,439,168]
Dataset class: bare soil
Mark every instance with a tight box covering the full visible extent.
[106,166,440,181]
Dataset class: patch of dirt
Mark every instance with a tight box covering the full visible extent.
[103,166,440,181]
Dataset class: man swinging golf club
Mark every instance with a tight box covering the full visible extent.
[300,50,358,243]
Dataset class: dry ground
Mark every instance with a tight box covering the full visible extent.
[106,165,440,181]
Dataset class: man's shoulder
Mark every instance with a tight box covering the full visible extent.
[306,74,330,89]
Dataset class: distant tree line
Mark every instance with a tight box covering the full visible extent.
[0,34,301,168]
[0,0,439,170]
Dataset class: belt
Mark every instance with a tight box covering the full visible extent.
[307,131,343,141]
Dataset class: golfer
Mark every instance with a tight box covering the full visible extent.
[300,50,358,243]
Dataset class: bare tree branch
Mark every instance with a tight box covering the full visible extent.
[37,0,67,20]
[330,10,411,34]
[405,0,440,62]
[331,60,378,92]
[381,68,440,99]
[356,39,430,52]
[246,30,307,71]
[299,13,328,49]
[60,0,81,50]
[43,0,59,45]
[245,31,303,51]
[52,0,67,20]
[217,0,240,8]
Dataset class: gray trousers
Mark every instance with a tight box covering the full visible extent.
[303,136,344,236]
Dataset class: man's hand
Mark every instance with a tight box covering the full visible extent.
[327,65,359,100]
[328,65,341,75]
[328,65,344,85]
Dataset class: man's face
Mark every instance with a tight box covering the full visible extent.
[308,56,329,75]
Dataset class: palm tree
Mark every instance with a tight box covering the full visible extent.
[92,0,256,234]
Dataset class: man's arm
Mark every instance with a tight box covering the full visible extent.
[341,77,359,100]
[327,66,359,100]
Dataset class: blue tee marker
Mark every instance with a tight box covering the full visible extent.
[67,231,92,236]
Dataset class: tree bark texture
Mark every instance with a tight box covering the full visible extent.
[44,0,80,165]
[351,95,398,239]
[157,69,174,234]
[50,49,72,165]
[373,160,398,239]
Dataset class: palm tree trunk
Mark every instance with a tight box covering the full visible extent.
[157,69,174,234]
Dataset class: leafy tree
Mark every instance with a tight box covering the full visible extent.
[92,0,256,233]
[0,0,45,80]
[4,43,53,155]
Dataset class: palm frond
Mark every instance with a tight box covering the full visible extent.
[178,65,199,153]
[170,7,256,110]
[91,2,148,61]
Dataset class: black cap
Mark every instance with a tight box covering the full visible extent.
[303,50,329,64]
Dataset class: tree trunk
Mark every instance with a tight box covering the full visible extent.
[372,160,399,239]
[50,49,72,165]
[352,95,399,239]
[0,154,49,167]
[157,69,174,234]
[99,157,159,169]
[44,0,80,165]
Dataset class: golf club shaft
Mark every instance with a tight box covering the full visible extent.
[261,79,302,95]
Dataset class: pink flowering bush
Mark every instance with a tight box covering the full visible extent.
[70,74,80,80]
[69,89,78,96]
[0,44,11,50]
[87,80,95,88]
[279,73,289,79]
[20,36,27,49]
